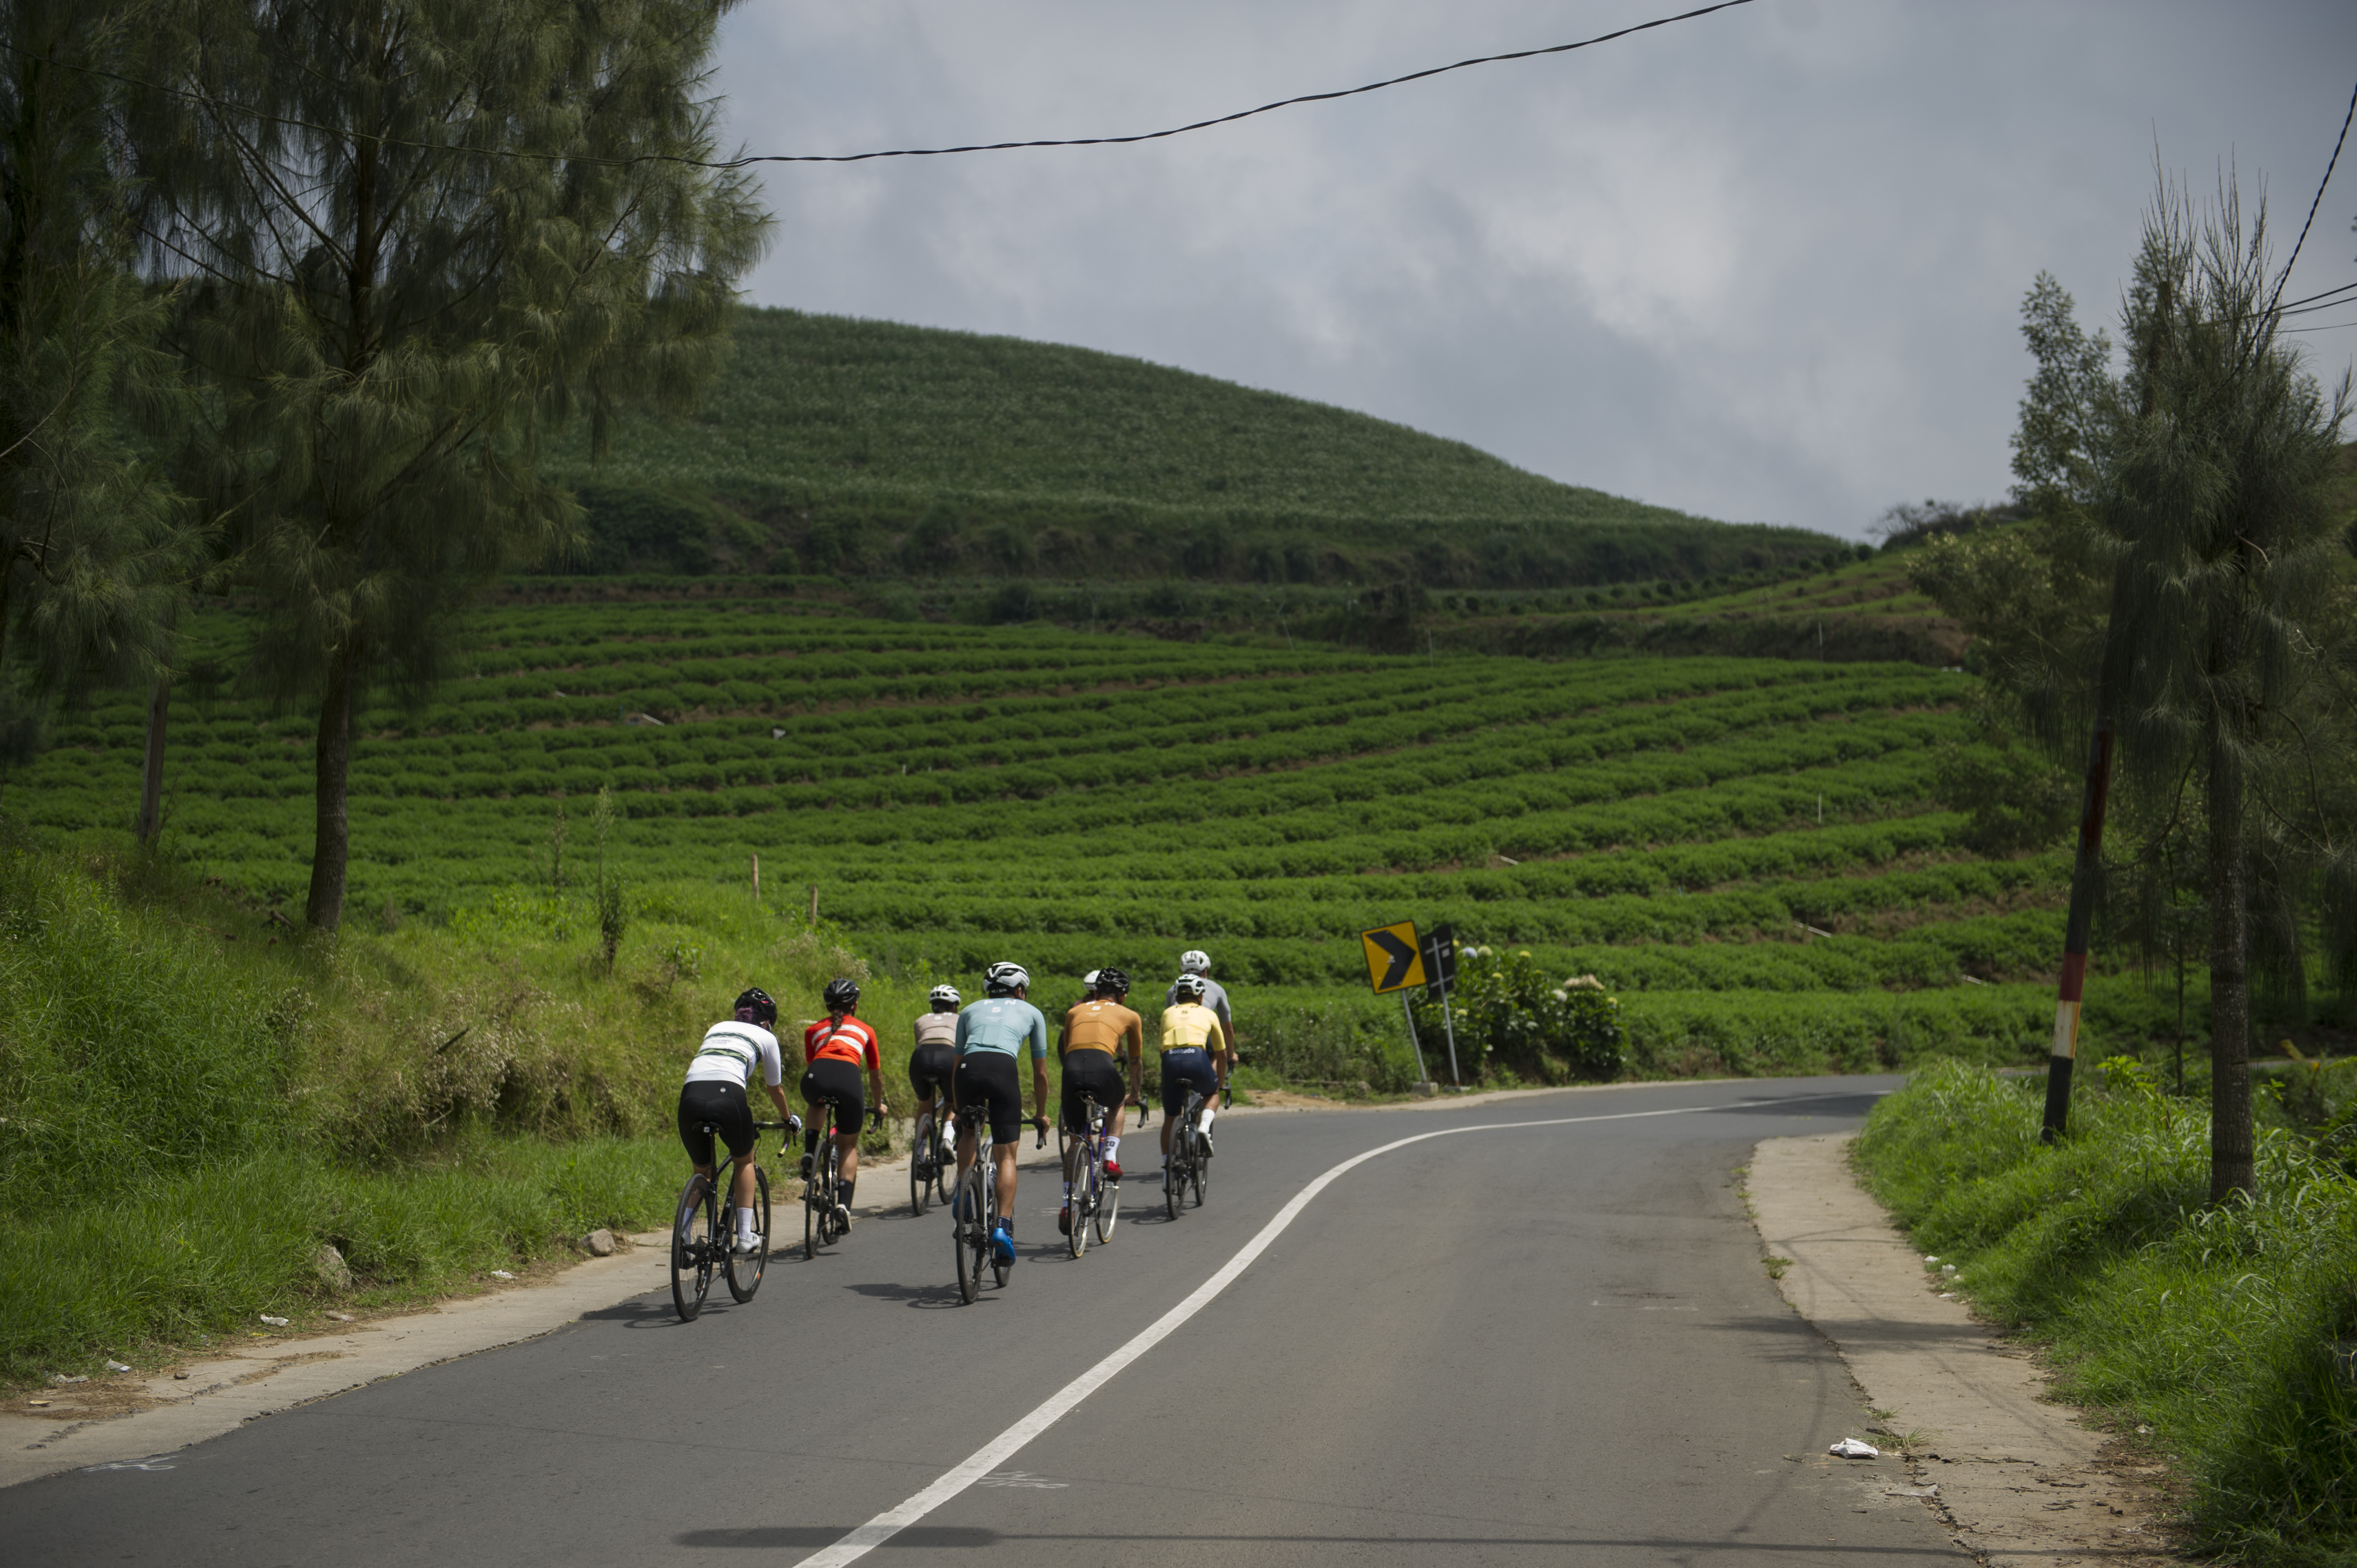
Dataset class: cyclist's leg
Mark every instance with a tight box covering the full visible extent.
[677,1084,719,1182]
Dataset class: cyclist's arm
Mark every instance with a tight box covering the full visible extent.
[1211,1019,1232,1075]
[759,1038,794,1121]
[1055,1013,1072,1062]
[863,1027,886,1119]
[1123,1015,1145,1100]
[1028,1010,1051,1124]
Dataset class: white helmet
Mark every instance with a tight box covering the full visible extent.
[1179,950,1211,975]
[929,983,961,1009]
[1172,972,1208,1002]
[984,961,1030,997]
[1082,969,1102,992]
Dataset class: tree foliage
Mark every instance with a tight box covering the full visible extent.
[122,0,770,928]
[1922,177,2356,1200]
[0,0,192,753]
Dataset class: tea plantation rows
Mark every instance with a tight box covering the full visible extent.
[18,601,2102,1069]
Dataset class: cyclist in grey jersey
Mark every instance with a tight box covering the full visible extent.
[1167,951,1233,1044]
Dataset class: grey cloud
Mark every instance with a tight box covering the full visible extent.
[713,1,2357,538]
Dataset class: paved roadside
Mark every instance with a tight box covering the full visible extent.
[1748,1131,2183,1567]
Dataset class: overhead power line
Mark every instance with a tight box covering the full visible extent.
[0,1,1757,173]
[2267,76,2357,314]
[724,0,1759,166]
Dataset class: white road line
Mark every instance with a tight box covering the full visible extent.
[792,1089,1865,1566]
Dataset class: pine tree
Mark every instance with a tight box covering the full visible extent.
[0,1,190,755]
[124,0,769,929]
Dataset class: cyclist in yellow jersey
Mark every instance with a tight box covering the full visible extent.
[1157,972,1229,1170]
[1056,967,1144,1235]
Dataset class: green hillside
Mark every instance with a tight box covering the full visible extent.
[22,600,2193,1082]
[548,309,1845,588]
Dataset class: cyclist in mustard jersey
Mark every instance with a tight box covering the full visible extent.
[1157,972,1230,1169]
[1056,967,1144,1235]
[953,961,1051,1264]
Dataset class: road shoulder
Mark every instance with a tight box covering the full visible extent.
[1748,1131,2183,1568]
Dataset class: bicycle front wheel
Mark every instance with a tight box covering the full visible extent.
[1095,1154,1120,1244]
[670,1173,717,1322]
[725,1166,770,1302]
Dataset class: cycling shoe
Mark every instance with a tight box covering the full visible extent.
[991,1223,1015,1263]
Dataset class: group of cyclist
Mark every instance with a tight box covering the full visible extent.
[675,949,1235,1267]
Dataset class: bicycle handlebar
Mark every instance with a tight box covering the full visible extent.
[1032,1115,1048,1149]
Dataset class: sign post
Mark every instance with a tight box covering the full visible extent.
[1360,920,1433,1092]
[1397,993,1429,1087]
[1423,924,1461,1087]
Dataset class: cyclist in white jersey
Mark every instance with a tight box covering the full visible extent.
[678,987,796,1254]
[953,961,1050,1264]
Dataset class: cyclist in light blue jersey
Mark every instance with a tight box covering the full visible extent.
[953,960,1051,1263]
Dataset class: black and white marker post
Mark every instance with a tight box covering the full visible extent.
[1424,925,1461,1088]
[1398,993,1432,1087]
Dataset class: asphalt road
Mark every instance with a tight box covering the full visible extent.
[4,1076,1968,1566]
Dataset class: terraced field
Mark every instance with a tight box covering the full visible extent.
[20,602,2150,1076]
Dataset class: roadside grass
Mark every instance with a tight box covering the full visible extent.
[1854,1061,2357,1566]
[0,1133,678,1385]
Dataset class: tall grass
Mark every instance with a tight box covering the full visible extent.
[1854,1061,2357,1566]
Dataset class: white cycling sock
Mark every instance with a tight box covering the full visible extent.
[1104,1136,1120,1162]
[1199,1105,1217,1136]
[735,1209,756,1240]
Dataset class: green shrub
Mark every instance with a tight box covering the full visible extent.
[1409,945,1625,1084]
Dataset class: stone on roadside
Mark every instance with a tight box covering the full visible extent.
[105,1360,131,1373]
[312,1242,354,1293]
[583,1228,616,1257]
[259,1314,289,1327]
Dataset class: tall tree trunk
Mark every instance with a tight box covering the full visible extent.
[134,676,168,843]
[304,641,358,931]
[2206,724,2255,1201]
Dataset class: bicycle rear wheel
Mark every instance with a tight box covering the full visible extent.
[1068,1153,1090,1260]
[670,1173,717,1322]
[1191,1131,1207,1208]
[909,1113,935,1217]
[725,1166,770,1302]
[955,1164,987,1304]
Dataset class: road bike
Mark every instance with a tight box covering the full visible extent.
[670,1118,789,1322]
[1164,1088,1210,1220]
[951,1117,1044,1304]
[802,1097,881,1258]
[908,1095,956,1216]
[1063,1093,1121,1258]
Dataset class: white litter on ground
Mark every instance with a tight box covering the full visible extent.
[1829,1437,1881,1458]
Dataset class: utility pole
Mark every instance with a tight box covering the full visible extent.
[2042,277,2169,1143]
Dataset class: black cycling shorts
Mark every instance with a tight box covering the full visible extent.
[954,1051,1025,1146]
[1160,1048,1218,1117]
[800,1059,866,1135]
[678,1080,755,1166]
[1061,1051,1128,1134]
[908,1045,956,1106]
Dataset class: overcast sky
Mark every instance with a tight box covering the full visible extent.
[709,1,2357,540]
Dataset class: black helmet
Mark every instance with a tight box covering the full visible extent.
[822,977,861,1013]
[1095,967,1131,1000]
[734,987,778,1027]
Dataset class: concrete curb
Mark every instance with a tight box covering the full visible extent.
[1748,1132,2183,1567]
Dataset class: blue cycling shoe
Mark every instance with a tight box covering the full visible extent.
[951,1190,971,1220]
[991,1221,1015,1263]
